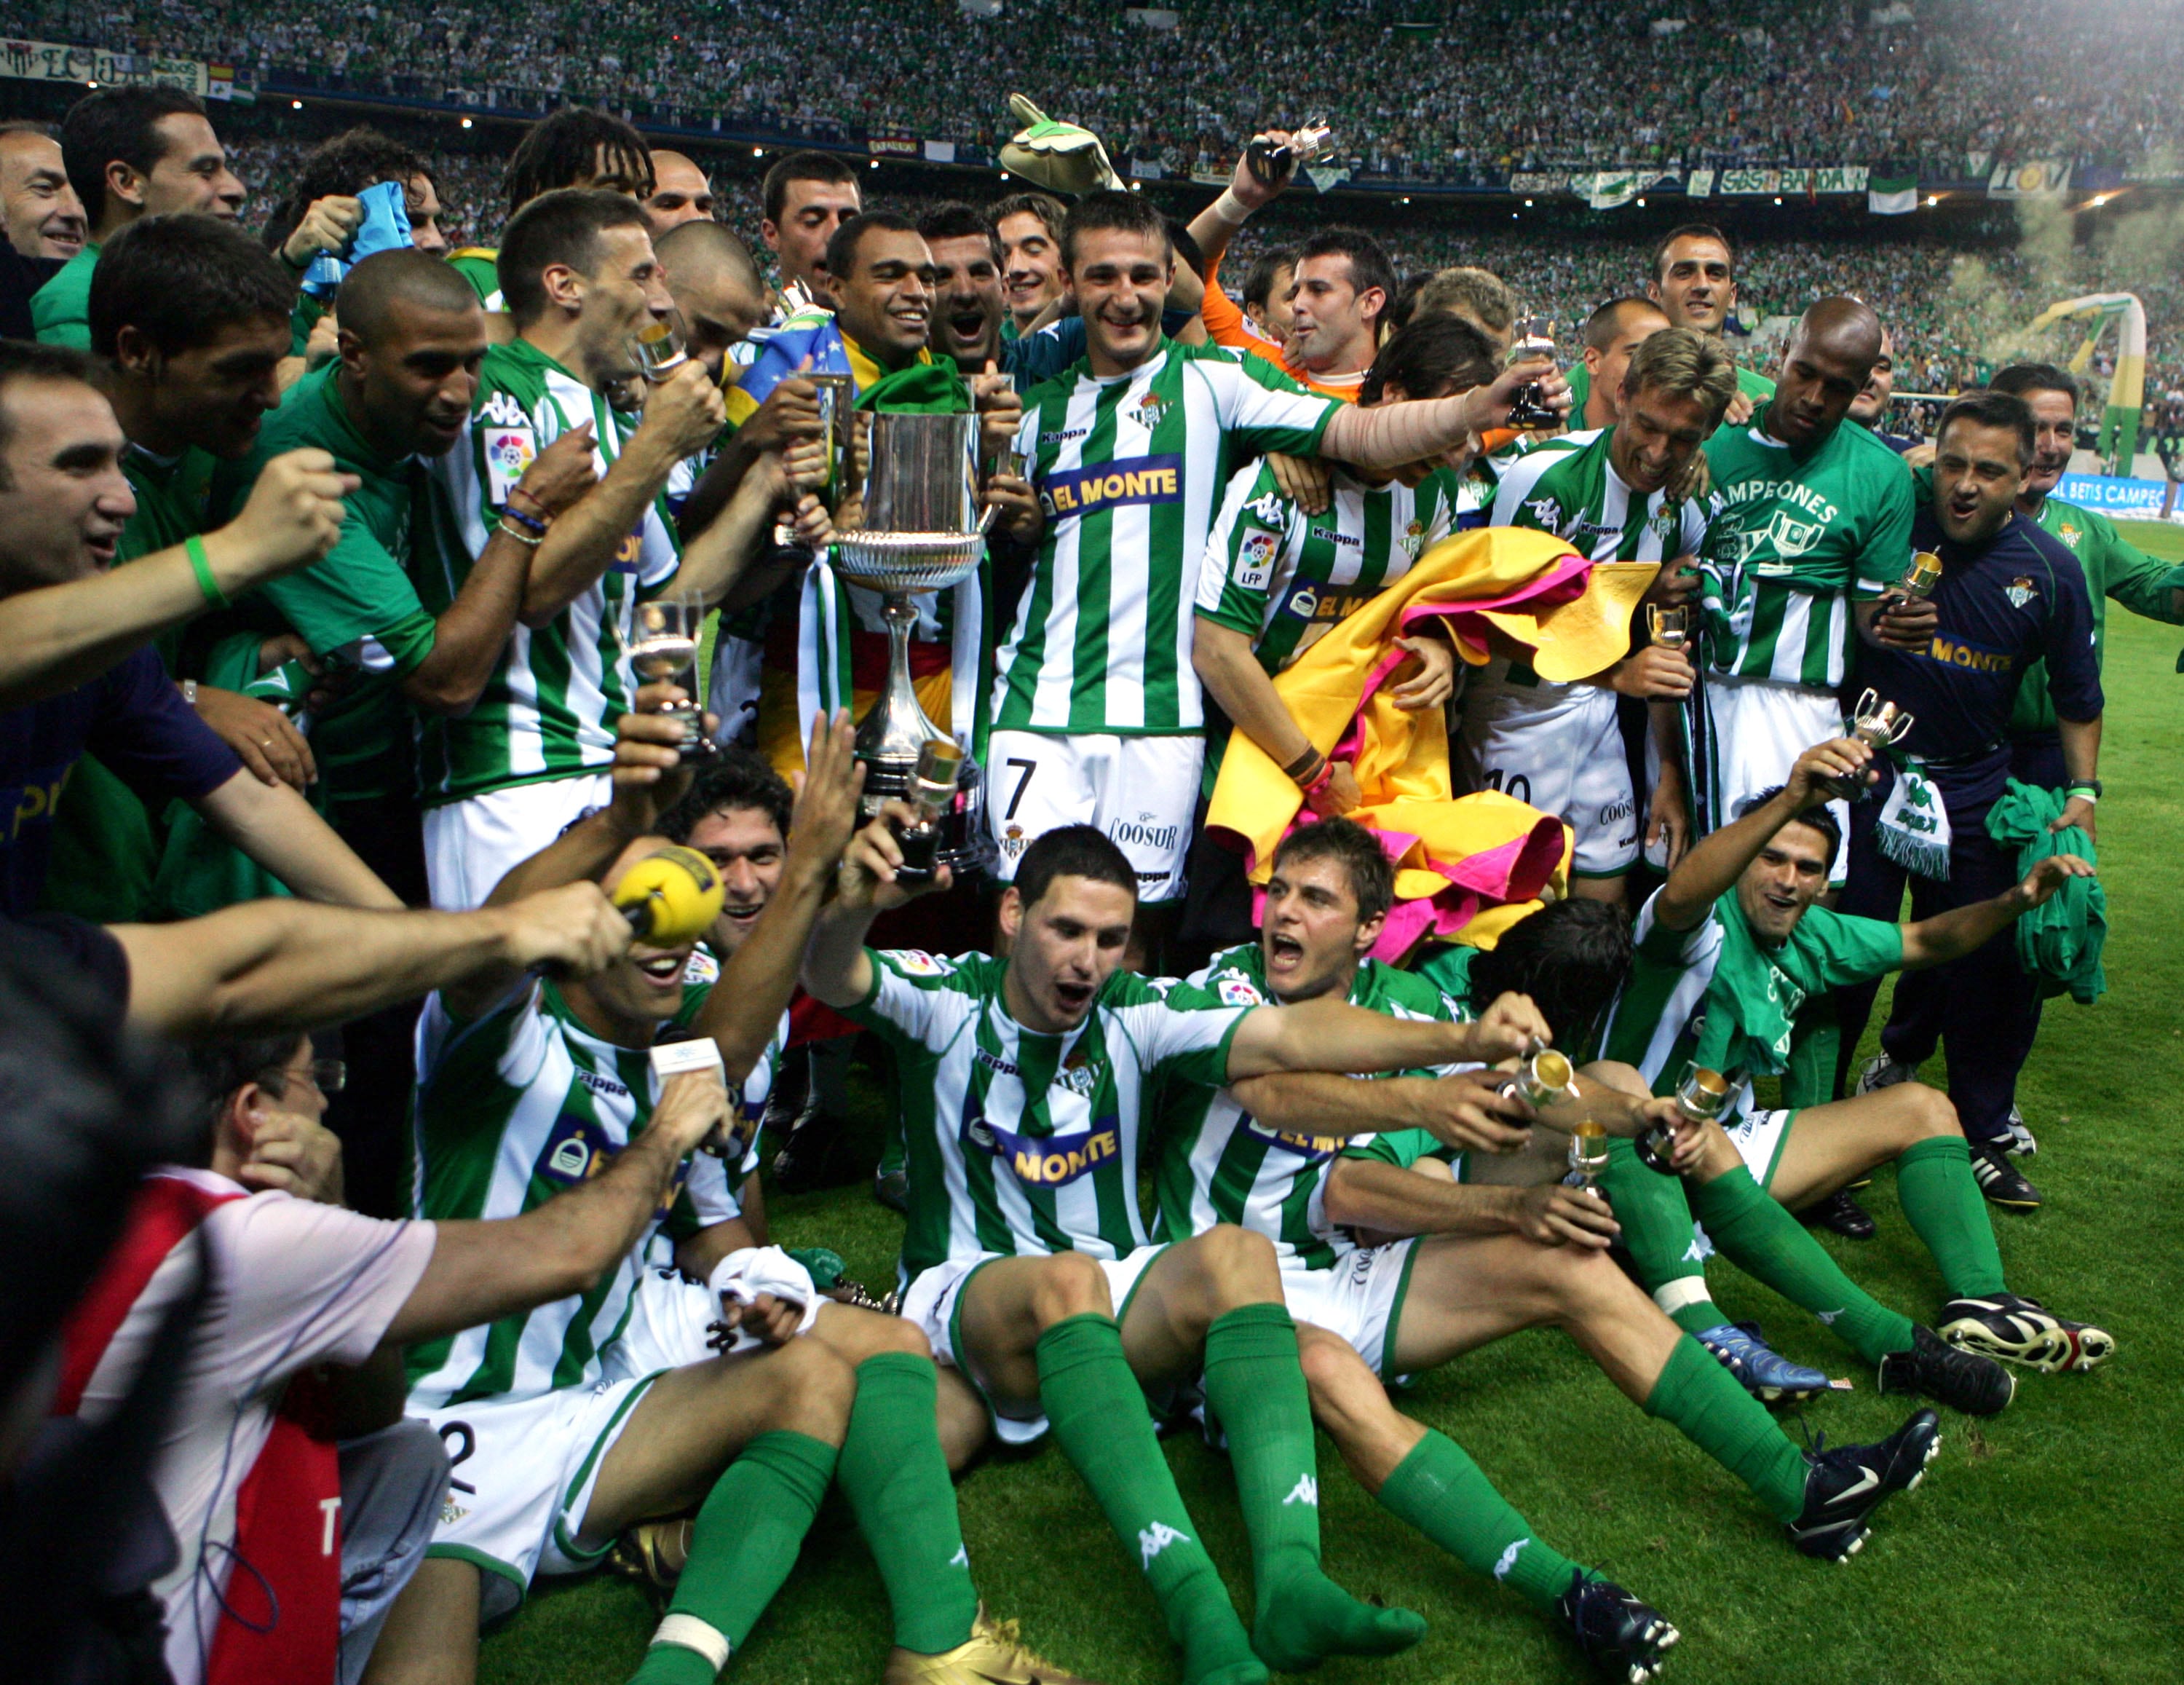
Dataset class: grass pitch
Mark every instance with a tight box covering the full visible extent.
[483,524,2184,1685]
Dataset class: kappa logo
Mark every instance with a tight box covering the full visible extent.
[1283,1474,1319,1508]
[1491,1538,1530,1582]
[1524,495,1564,534]
[480,390,530,427]
[1139,1521,1192,1566]
[1246,491,1289,527]
[2005,575,2038,609]
[575,1068,630,1100]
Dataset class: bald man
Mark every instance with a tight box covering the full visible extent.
[644,149,718,238]
[1693,299,1920,837]
[657,217,767,376]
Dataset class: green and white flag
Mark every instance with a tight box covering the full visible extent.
[1577,170,1641,210]
[1868,175,1919,215]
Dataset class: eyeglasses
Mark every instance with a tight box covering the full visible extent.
[264,1057,347,1097]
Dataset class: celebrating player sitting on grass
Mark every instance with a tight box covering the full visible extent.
[375,695,1093,1685]
[804,818,1572,1685]
[1159,823,1944,1620]
[1592,735,2113,1417]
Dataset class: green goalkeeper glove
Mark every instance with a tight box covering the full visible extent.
[1000,93,1126,197]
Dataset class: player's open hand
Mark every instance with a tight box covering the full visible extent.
[1509,1183,1621,1248]
[787,710,867,874]
[237,1109,344,1206]
[1267,451,1332,516]
[1387,635,1457,709]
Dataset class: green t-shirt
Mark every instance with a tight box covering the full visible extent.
[994,337,1340,737]
[1601,885,1903,1119]
[1698,406,1912,688]
[2009,495,2184,735]
[405,970,737,1409]
[31,241,98,347]
[220,366,444,805]
[416,337,682,805]
[1152,944,1465,1270]
[447,248,502,311]
[842,948,1249,1284]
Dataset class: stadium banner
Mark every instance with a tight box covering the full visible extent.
[1304,164,1351,193]
[1720,167,1810,195]
[1129,157,1166,179]
[1575,170,1642,210]
[1988,159,2072,198]
[1508,171,1563,194]
[866,134,921,157]
[1869,175,1919,214]
[1190,167,1227,185]
[1812,165,1869,194]
[923,140,957,163]
[0,38,209,95]
[1686,168,1716,198]
[2057,473,2174,518]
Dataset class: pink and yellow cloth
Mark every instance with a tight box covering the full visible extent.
[1205,526,1657,957]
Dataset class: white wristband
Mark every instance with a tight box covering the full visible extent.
[1208,188,1253,228]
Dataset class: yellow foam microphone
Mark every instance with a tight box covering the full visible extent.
[612,845,724,944]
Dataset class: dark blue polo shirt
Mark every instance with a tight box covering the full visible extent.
[0,647,240,915]
[1851,499,2101,805]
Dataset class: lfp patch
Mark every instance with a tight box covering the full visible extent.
[484,425,537,507]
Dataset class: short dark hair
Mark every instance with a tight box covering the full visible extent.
[1360,312,1501,405]
[90,213,296,358]
[1241,245,1298,312]
[1059,189,1169,271]
[659,749,795,846]
[1013,824,1138,911]
[59,85,208,227]
[505,107,652,216]
[1382,271,1431,335]
[1584,295,1664,352]
[824,209,922,288]
[337,248,482,347]
[1990,362,2080,410]
[263,125,428,256]
[762,150,858,226]
[1297,227,1397,317]
[1460,901,1633,1048]
[989,189,1066,240]
[0,341,102,489]
[1742,786,1843,860]
[183,1033,306,1129]
[1937,389,2035,467]
[498,187,652,325]
[916,201,1002,265]
[1271,818,1394,925]
[1653,222,1736,280]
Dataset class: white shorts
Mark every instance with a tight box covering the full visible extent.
[1699,675,1847,880]
[1722,1107,1797,1193]
[1456,682,1637,878]
[420,1372,660,1618]
[1278,1240,1420,1378]
[984,730,1203,904]
[901,1245,1169,1444]
[603,1265,724,1381]
[422,771,614,909]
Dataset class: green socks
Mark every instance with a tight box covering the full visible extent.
[1642,1335,1809,1522]
[1692,1167,1917,1365]
[1374,1429,1583,1614]
[1896,1136,2008,1298]
[1601,1138,1729,1335]
[631,1430,838,1685]
[1200,1303,1425,1672]
[834,1353,978,1654]
[1037,1314,1263,1685]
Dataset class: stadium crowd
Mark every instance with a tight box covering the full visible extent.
[16,0,2184,174]
[3,81,2180,1685]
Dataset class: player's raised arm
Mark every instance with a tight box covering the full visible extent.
[1655,737,1875,931]
[1223,992,1543,1082]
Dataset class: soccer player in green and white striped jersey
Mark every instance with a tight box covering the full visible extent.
[419,190,788,910]
[395,701,1091,1685]
[806,816,1551,1682]
[1461,326,1726,905]
[986,190,1565,950]
[1150,819,1943,1600]
[1193,313,1501,813]
[1693,299,1928,854]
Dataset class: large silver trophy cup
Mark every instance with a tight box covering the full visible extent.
[830,409,995,875]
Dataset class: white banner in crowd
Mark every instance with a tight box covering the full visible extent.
[2057,473,2175,518]
[0,37,218,96]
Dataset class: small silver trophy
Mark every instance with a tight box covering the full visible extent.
[625,590,713,760]
[1896,551,1943,600]
[1500,1040,1577,1108]
[827,410,997,875]
[1564,1121,1610,1196]
[1637,1064,1732,1174]
[1246,120,1334,184]
[1506,315,1560,430]
[1645,604,1690,650]
[1822,688,1915,801]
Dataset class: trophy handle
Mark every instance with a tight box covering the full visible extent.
[1853,687,1879,719]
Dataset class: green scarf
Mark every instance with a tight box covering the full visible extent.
[855,361,972,413]
[1986,780,2106,1004]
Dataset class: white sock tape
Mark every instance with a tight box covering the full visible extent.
[652,1614,732,1673]
[1654,1277,1716,1318]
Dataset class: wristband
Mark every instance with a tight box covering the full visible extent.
[496,516,544,548]
[2065,784,2100,803]
[1302,758,1339,802]
[186,534,229,608]
[1208,187,1254,227]
[1281,745,1324,785]
[500,503,548,535]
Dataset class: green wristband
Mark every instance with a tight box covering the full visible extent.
[186,534,229,608]
[2066,785,2099,802]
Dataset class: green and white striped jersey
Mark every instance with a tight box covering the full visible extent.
[1599,886,1902,1123]
[1468,425,1711,730]
[994,337,1339,736]
[405,958,778,1410]
[1152,945,1467,1271]
[1698,407,1913,688]
[1196,460,1455,675]
[842,948,1249,1283]
[418,339,681,805]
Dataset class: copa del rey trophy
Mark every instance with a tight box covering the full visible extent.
[828,410,996,875]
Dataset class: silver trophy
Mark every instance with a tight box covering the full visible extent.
[1822,688,1915,802]
[1645,604,1689,649]
[828,410,997,875]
